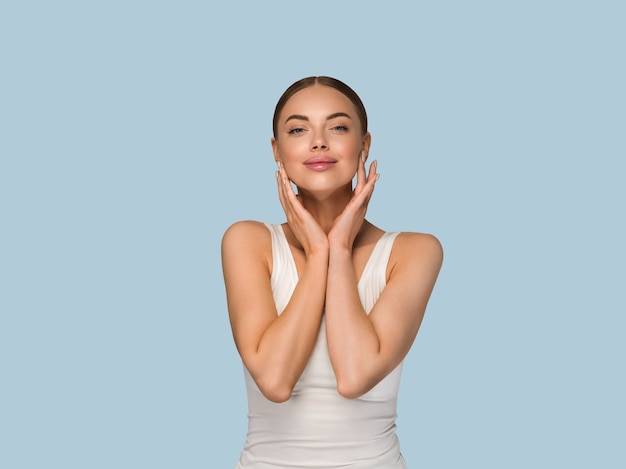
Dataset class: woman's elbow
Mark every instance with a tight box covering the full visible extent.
[257,376,294,403]
[336,376,372,400]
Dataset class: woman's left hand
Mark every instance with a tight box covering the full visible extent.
[328,156,379,250]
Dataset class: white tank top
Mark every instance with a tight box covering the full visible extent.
[236,223,405,468]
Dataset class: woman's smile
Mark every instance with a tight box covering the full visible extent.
[303,156,338,171]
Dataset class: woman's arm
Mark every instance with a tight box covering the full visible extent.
[325,232,443,398]
[222,220,328,403]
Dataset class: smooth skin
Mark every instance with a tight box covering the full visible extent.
[222,85,443,402]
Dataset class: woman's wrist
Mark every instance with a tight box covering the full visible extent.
[328,242,353,259]
[305,242,330,261]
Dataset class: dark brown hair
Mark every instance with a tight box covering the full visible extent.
[272,76,368,138]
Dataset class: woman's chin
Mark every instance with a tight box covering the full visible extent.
[296,182,353,201]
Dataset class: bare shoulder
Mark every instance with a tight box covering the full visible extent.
[390,231,444,274]
[222,220,270,246]
[221,220,273,266]
[394,231,443,255]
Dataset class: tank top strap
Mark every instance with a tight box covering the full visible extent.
[358,232,400,313]
[263,223,298,314]
[362,232,400,283]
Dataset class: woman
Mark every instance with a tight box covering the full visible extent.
[222,76,443,468]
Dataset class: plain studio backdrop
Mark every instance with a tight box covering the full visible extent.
[1,1,624,468]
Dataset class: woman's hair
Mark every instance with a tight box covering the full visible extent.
[272,76,368,138]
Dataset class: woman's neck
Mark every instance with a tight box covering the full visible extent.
[298,185,352,234]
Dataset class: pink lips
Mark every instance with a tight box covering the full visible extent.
[303,157,337,171]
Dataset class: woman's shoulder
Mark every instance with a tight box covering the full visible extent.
[389,231,444,270]
[394,230,442,247]
[223,219,269,237]
[221,220,273,255]
[366,222,441,255]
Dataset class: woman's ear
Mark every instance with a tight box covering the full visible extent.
[361,132,372,161]
[271,137,280,163]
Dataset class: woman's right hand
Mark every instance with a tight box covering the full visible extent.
[276,161,329,257]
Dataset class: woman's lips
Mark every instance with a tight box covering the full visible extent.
[303,158,337,171]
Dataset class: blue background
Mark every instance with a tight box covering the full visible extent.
[1,1,624,468]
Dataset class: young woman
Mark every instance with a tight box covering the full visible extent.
[222,76,443,468]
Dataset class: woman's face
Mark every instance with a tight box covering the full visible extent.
[272,85,370,195]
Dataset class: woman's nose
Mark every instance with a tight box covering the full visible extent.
[311,134,328,151]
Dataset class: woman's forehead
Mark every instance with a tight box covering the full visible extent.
[279,86,357,117]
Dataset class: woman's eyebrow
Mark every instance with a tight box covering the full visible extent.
[326,112,352,121]
[284,114,308,123]
[284,112,352,124]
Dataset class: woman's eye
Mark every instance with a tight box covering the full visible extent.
[288,128,305,135]
[332,125,348,132]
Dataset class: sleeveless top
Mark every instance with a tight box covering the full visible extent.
[236,223,405,469]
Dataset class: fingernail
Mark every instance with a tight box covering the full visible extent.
[276,161,281,171]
